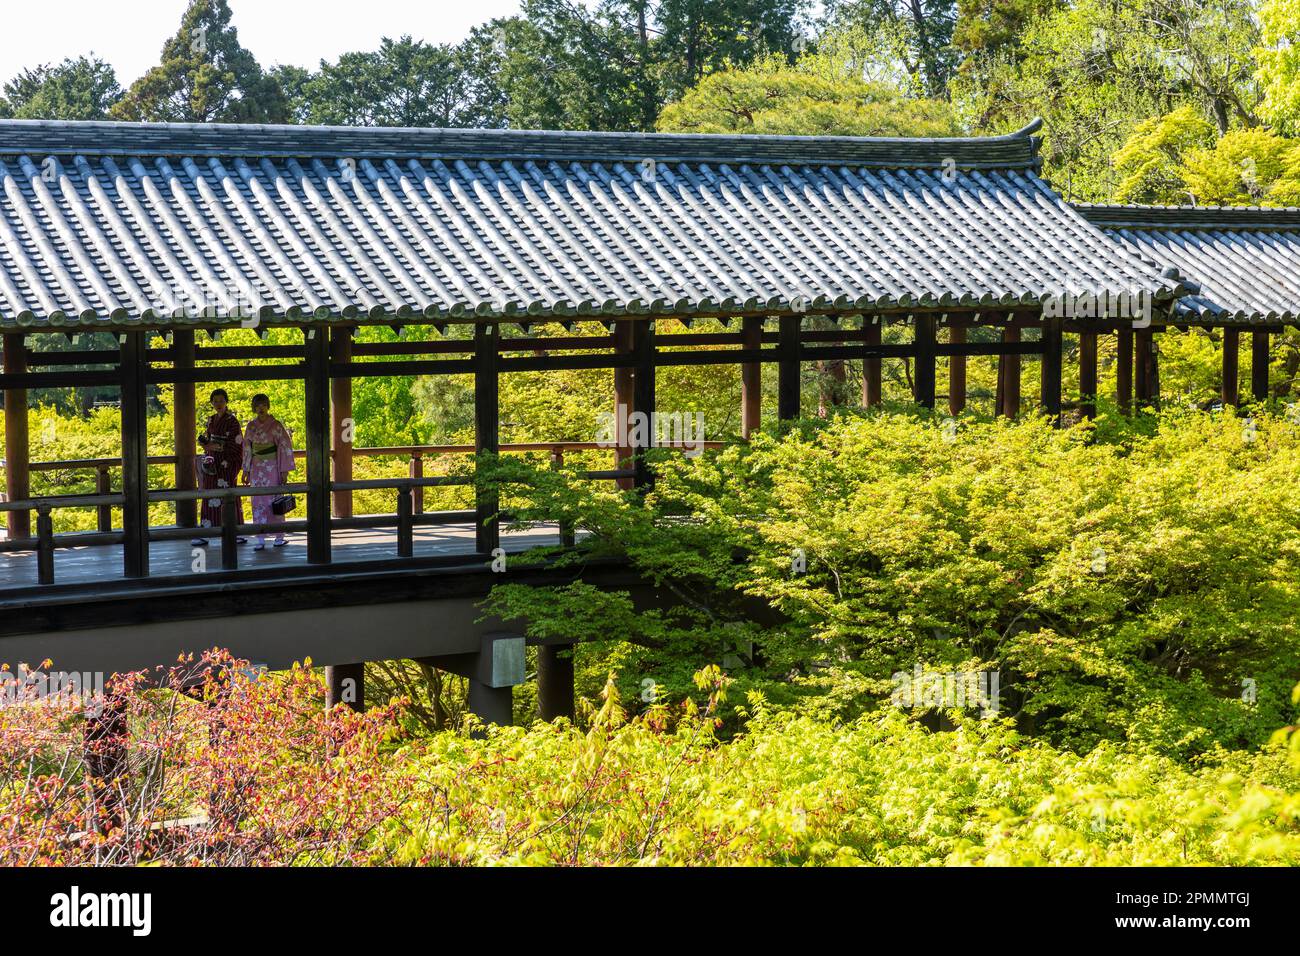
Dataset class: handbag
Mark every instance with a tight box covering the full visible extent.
[271,494,297,516]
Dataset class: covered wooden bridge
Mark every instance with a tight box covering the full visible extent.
[0,117,1284,722]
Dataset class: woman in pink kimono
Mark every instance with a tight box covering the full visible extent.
[241,394,295,550]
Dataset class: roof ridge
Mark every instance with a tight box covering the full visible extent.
[1075,202,1300,230]
[0,118,1044,170]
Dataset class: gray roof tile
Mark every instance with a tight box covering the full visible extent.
[0,118,1185,329]
[1077,203,1300,324]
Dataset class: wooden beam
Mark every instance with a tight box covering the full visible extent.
[119,332,150,579]
[614,320,635,489]
[330,327,354,518]
[998,327,1021,417]
[172,330,197,528]
[741,316,763,437]
[1079,330,1098,419]
[1116,327,1133,414]
[1040,315,1063,425]
[1222,327,1240,407]
[1251,329,1271,401]
[863,319,882,408]
[778,315,801,420]
[2,334,30,541]
[948,324,966,415]
[632,319,656,489]
[475,321,500,553]
[303,328,331,565]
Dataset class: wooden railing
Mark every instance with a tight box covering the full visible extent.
[0,441,724,584]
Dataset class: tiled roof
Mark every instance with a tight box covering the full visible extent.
[1077,203,1300,324]
[0,118,1185,329]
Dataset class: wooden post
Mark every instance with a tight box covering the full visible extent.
[1222,328,1240,407]
[325,662,364,712]
[632,319,656,488]
[740,316,763,437]
[1116,327,1133,414]
[778,315,800,420]
[397,482,413,558]
[36,502,53,585]
[220,492,239,571]
[998,327,1021,418]
[304,327,331,565]
[1079,331,1098,419]
[1040,315,1063,425]
[614,320,635,487]
[913,316,937,409]
[3,333,30,541]
[537,644,575,721]
[331,327,354,518]
[1135,329,1152,406]
[120,332,150,579]
[1251,330,1271,402]
[863,317,882,408]
[948,324,967,415]
[172,330,197,528]
[409,454,424,514]
[475,321,500,554]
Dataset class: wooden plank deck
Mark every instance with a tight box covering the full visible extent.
[0,523,566,590]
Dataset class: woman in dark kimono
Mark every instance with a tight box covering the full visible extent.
[192,388,247,547]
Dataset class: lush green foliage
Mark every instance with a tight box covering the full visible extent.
[485,410,1300,756]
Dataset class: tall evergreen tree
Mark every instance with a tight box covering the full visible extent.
[111,0,287,123]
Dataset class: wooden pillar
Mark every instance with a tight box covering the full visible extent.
[304,327,331,564]
[1135,328,1152,406]
[863,318,882,408]
[997,327,1021,417]
[778,315,800,420]
[1116,327,1133,414]
[330,327,353,518]
[740,316,763,437]
[475,321,500,553]
[948,324,967,415]
[1251,330,1271,402]
[1221,328,1240,406]
[537,643,575,721]
[1079,331,1098,419]
[614,320,635,487]
[1040,315,1063,425]
[120,332,150,578]
[172,330,197,528]
[325,662,364,712]
[913,316,937,409]
[632,319,656,488]
[2,333,30,541]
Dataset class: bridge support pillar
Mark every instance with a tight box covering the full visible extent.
[325,662,365,712]
[537,643,575,721]
[421,632,524,732]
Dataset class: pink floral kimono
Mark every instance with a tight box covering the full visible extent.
[241,416,295,535]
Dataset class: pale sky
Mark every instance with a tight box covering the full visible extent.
[0,0,528,90]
